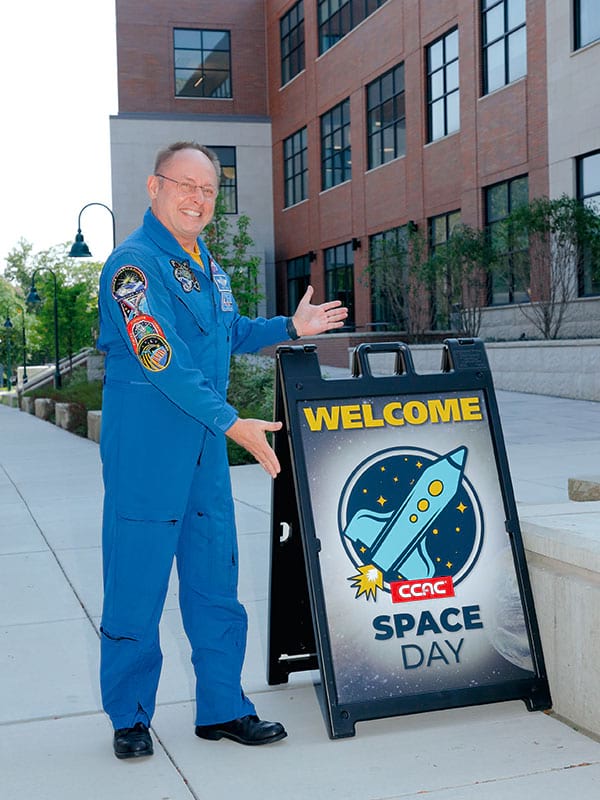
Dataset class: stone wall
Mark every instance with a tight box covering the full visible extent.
[358,339,600,402]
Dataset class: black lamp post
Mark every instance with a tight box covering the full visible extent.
[69,202,116,257]
[15,305,28,384]
[3,310,13,389]
[27,268,61,389]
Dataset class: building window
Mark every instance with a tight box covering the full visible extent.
[283,127,308,207]
[281,1,305,85]
[321,98,351,190]
[482,0,527,94]
[324,241,355,328]
[577,151,600,296]
[210,146,237,214]
[429,211,461,329]
[368,226,408,329]
[485,175,529,305]
[287,254,311,313]
[574,0,600,50]
[174,29,231,98]
[367,64,405,170]
[318,0,387,55]
[427,28,460,143]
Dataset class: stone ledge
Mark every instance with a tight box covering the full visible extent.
[87,410,101,443]
[568,476,600,502]
[34,398,55,420]
[20,396,36,414]
[55,402,85,433]
[521,506,600,739]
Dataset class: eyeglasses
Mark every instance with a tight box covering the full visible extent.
[155,173,218,199]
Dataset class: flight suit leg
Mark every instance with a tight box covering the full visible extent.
[100,494,179,730]
[176,433,256,725]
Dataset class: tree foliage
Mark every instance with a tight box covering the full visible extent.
[502,195,600,339]
[364,227,430,338]
[2,239,102,366]
[424,224,495,337]
[203,194,264,317]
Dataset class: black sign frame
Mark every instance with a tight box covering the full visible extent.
[267,339,551,738]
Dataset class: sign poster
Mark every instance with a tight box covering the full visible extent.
[296,387,536,705]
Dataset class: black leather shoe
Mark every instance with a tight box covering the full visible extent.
[195,714,287,746]
[113,722,154,759]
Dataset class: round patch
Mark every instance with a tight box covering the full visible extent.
[111,265,147,301]
[137,333,172,372]
[126,314,165,350]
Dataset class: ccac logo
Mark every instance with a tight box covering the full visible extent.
[338,446,484,601]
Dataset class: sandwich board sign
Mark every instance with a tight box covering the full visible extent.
[267,339,551,738]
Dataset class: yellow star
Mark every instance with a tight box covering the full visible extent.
[432,528,439,535]
[457,502,467,513]
[446,561,453,569]
[416,461,423,469]
[455,527,461,532]
[362,488,368,494]
[380,466,386,472]
[377,495,387,506]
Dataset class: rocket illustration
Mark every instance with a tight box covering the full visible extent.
[344,447,468,581]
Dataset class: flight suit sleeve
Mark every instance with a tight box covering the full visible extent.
[100,249,238,435]
[230,313,290,355]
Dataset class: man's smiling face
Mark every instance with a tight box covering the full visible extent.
[147,148,219,250]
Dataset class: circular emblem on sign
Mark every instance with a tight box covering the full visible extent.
[137,333,171,372]
[338,446,484,599]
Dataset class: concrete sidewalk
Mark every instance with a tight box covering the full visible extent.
[1,389,600,799]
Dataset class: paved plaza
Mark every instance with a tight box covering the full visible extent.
[1,385,600,799]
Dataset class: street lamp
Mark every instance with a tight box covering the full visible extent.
[27,268,61,389]
[14,305,28,384]
[69,202,116,257]
[3,310,13,389]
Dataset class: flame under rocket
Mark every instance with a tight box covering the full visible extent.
[343,447,468,577]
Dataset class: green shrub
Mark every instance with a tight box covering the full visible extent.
[226,355,275,465]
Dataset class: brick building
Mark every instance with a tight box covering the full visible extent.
[110,1,600,337]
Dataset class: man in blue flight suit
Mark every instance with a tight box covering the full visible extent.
[98,142,347,759]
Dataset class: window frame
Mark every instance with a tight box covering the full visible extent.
[484,175,530,306]
[576,150,600,296]
[286,254,312,313]
[574,0,600,50]
[283,127,308,208]
[280,1,305,86]
[481,0,527,95]
[320,98,352,190]
[210,146,237,214]
[173,28,232,99]
[324,240,355,328]
[366,63,406,170]
[318,0,387,56]
[426,27,460,143]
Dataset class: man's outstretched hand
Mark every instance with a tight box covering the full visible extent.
[226,417,283,478]
[292,285,348,337]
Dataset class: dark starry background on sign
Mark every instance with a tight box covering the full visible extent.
[339,448,482,587]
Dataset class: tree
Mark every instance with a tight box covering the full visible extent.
[504,195,600,339]
[4,239,103,363]
[424,224,495,337]
[364,226,430,338]
[203,194,264,317]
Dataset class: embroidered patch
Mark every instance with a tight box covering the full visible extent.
[220,292,234,312]
[170,259,200,293]
[137,333,172,372]
[118,292,149,323]
[126,314,165,351]
[111,265,147,301]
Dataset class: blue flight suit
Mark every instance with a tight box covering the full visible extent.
[97,208,290,730]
